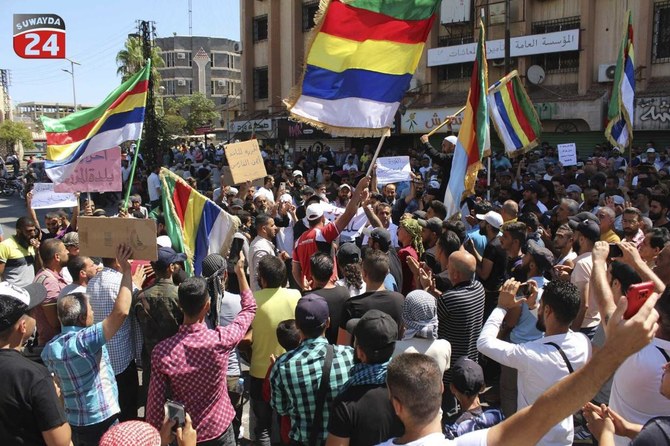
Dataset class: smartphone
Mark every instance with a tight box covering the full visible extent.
[624,281,655,319]
[280,182,286,189]
[609,243,623,258]
[516,283,530,298]
[165,400,186,428]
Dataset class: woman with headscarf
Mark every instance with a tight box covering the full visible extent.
[397,217,423,295]
[393,290,451,374]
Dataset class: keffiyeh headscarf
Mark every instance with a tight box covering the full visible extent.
[400,218,425,257]
[402,290,438,340]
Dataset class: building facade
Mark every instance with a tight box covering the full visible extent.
[155,35,242,133]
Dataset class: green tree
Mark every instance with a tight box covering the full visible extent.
[116,36,164,86]
[165,93,219,134]
[0,120,34,156]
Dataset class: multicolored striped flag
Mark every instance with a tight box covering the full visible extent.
[605,10,635,150]
[160,168,239,276]
[444,18,489,219]
[284,0,440,137]
[487,70,542,155]
[42,62,150,183]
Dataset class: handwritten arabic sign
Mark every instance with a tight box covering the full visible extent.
[78,217,158,261]
[53,147,122,193]
[428,29,579,66]
[558,143,578,167]
[230,119,273,133]
[31,183,78,209]
[401,107,464,134]
[376,156,411,184]
[224,140,268,184]
[221,166,264,188]
[635,97,670,131]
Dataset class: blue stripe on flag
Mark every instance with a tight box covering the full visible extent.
[493,92,523,150]
[194,200,222,276]
[302,65,412,103]
[45,107,146,168]
[609,117,627,143]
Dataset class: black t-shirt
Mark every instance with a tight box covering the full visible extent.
[480,237,508,292]
[387,248,403,293]
[631,416,670,445]
[309,285,350,344]
[328,384,403,446]
[340,290,404,334]
[0,349,67,445]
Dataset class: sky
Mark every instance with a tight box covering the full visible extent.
[2,0,241,106]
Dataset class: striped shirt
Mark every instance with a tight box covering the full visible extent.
[270,337,354,444]
[41,323,119,426]
[437,279,486,383]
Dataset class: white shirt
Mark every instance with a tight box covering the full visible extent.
[147,172,161,201]
[393,338,451,375]
[376,430,488,446]
[555,250,577,266]
[276,214,295,257]
[570,252,599,328]
[248,236,275,292]
[477,307,591,446]
[609,337,670,446]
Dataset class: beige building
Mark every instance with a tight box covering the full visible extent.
[240,0,670,149]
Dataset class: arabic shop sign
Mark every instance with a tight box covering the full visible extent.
[635,97,670,131]
[231,119,273,133]
[427,29,579,66]
[400,108,464,134]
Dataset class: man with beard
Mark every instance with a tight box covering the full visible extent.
[477,280,591,445]
[470,211,507,319]
[33,239,70,346]
[649,194,670,230]
[0,217,41,287]
[622,207,645,247]
[553,224,577,269]
[334,184,352,209]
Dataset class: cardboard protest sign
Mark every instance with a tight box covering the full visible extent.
[78,217,158,261]
[54,147,122,193]
[31,183,78,209]
[375,156,411,184]
[558,143,577,166]
[221,166,264,188]
[224,140,267,184]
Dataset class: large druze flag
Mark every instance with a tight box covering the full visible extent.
[284,0,441,137]
[42,61,151,183]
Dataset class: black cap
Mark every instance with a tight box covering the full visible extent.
[451,357,485,396]
[152,247,187,270]
[526,240,555,272]
[347,309,398,350]
[523,181,540,193]
[295,294,329,330]
[575,219,600,243]
[418,217,443,235]
[0,282,47,331]
[337,243,361,265]
[369,228,391,251]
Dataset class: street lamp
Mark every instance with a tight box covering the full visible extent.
[61,58,80,112]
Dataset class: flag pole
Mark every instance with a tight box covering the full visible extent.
[487,157,492,201]
[366,134,388,176]
[123,139,143,209]
[427,107,466,137]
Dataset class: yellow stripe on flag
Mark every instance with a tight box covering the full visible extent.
[499,86,531,148]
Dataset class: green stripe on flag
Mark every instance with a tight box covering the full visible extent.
[346,0,441,21]
[474,20,489,158]
[514,76,543,136]
[41,63,150,133]
[160,172,190,274]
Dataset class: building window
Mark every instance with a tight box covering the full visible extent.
[437,62,474,81]
[165,52,175,67]
[530,17,580,73]
[165,80,176,96]
[303,1,320,31]
[228,81,236,96]
[211,53,216,67]
[653,1,670,63]
[438,33,474,48]
[254,66,269,100]
[187,52,193,67]
[253,15,268,42]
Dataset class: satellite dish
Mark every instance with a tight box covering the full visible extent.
[527,65,546,85]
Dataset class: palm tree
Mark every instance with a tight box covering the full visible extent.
[116,36,164,87]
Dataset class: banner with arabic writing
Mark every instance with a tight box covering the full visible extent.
[53,147,122,193]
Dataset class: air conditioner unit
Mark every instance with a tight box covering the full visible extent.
[177,79,186,86]
[217,80,226,87]
[177,52,186,60]
[233,42,242,53]
[598,64,617,82]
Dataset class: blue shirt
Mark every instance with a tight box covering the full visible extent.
[41,323,119,426]
[510,276,546,344]
[466,226,488,257]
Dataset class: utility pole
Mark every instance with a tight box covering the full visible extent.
[138,20,160,166]
[504,0,511,74]
[0,69,10,122]
[62,58,80,112]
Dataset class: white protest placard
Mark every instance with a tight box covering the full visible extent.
[31,183,78,209]
[375,156,411,184]
[558,143,577,167]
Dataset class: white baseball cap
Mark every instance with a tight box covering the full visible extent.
[444,135,458,145]
[156,235,172,248]
[279,193,293,203]
[306,203,324,221]
[293,170,303,177]
[475,211,503,229]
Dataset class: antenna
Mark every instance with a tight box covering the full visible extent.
[188,0,193,36]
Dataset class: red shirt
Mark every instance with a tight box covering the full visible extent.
[292,222,339,285]
[398,245,418,296]
[146,288,256,441]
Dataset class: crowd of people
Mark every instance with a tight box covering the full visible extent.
[1,132,670,446]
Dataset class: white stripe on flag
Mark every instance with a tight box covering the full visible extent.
[444,142,469,219]
[208,208,237,258]
[291,95,399,132]
[487,93,517,153]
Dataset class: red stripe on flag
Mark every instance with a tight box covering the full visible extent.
[466,60,482,166]
[505,81,537,142]
[173,181,192,225]
[108,80,149,110]
[320,0,434,44]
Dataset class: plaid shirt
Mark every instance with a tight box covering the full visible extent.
[87,267,141,374]
[41,323,119,426]
[270,337,354,444]
[146,288,256,442]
